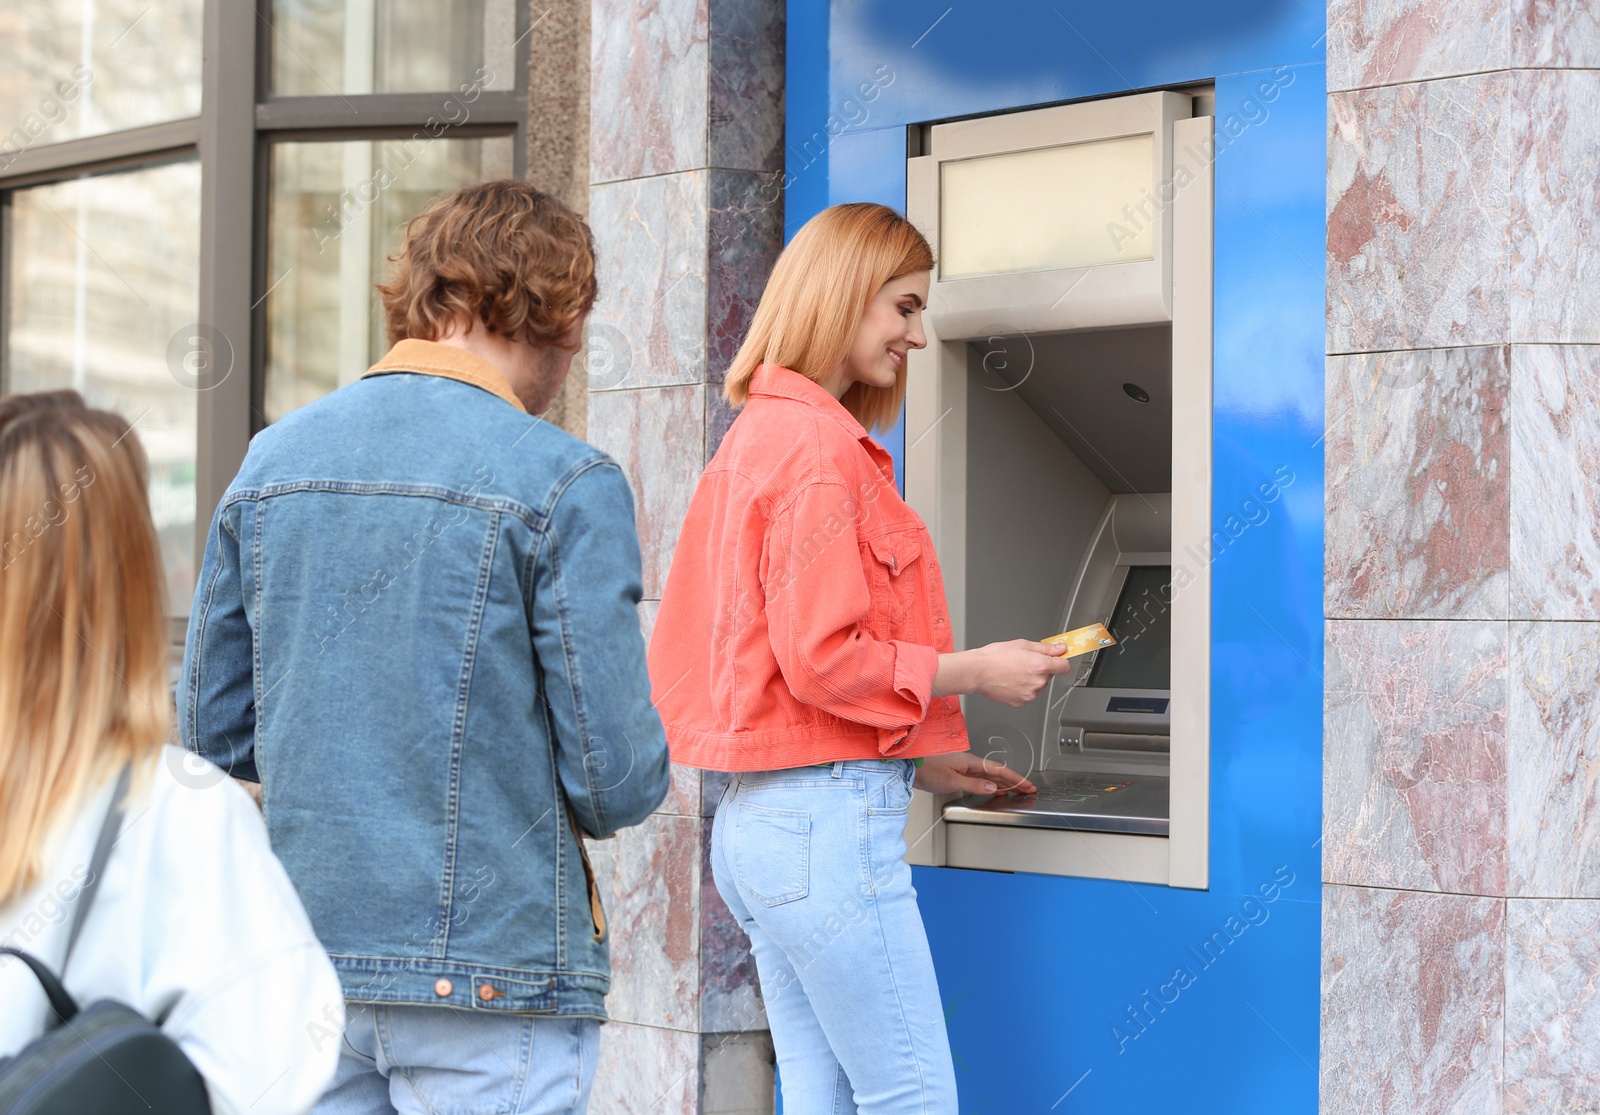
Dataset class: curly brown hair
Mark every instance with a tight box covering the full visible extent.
[378,180,598,348]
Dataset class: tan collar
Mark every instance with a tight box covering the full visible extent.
[362,339,527,412]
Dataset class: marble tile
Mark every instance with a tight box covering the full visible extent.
[591,813,701,1031]
[1322,885,1504,1115]
[1505,898,1600,1113]
[1326,347,1510,620]
[706,388,739,459]
[588,384,705,600]
[1512,0,1600,67]
[639,597,703,812]
[707,0,785,173]
[1328,75,1511,353]
[1328,0,1509,92]
[707,170,783,383]
[1509,70,1600,344]
[700,818,766,1033]
[1324,620,1508,895]
[1509,622,1600,897]
[588,173,710,390]
[1509,346,1600,618]
[589,0,708,183]
[659,763,705,818]
[589,1020,699,1115]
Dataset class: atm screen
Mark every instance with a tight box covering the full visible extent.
[1087,565,1172,690]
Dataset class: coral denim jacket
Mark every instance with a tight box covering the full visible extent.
[180,340,670,1019]
[648,365,968,772]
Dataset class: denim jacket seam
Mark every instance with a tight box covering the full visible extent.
[245,480,547,532]
[544,696,568,972]
[186,508,235,757]
[539,457,622,838]
[545,518,606,839]
[521,451,609,648]
[437,512,502,955]
[248,502,268,792]
[534,456,615,534]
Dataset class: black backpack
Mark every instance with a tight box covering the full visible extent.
[0,765,212,1114]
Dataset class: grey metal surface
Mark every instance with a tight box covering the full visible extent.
[256,92,528,134]
[981,324,1174,494]
[0,117,201,189]
[943,769,1170,836]
[196,0,258,566]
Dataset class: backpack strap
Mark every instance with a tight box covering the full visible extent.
[62,762,132,972]
[0,946,78,1023]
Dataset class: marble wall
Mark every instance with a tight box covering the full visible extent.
[583,0,784,1110]
[1324,2,1600,1111]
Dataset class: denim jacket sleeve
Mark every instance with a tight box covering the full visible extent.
[530,459,670,838]
[179,497,260,780]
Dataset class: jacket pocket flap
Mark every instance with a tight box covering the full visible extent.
[866,530,921,574]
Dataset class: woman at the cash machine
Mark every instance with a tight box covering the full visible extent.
[648,203,1071,1114]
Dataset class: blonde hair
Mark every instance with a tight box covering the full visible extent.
[723,203,934,434]
[0,401,170,901]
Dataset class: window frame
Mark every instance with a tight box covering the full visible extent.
[0,0,532,614]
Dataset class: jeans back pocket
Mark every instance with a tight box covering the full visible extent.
[730,803,811,907]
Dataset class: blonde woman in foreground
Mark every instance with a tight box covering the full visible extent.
[649,203,1070,1113]
[0,397,342,1114]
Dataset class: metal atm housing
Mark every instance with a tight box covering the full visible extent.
[903,91,1213,889]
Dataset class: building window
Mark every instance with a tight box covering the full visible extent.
[264,135,514,422]
[0,0,203,145]
[5,162,202,606]
[269,0,516,96]
[0,0,530,619]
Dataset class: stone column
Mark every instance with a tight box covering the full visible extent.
[1322,3,1600,1111]
[581,1,785,1111]
[526,0,591,438]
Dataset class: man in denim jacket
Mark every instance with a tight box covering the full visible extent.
[180,181,669,1114]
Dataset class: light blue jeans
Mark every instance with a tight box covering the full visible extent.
[314,1002,599,1115]
[711,759,958,1115]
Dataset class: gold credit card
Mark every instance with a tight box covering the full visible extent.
[1042,622,1117,657]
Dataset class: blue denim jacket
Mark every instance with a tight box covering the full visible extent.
[179,341,670,1019]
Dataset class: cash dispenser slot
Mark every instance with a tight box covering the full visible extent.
[902,88,1213,888]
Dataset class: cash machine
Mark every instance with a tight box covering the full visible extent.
[903,90,1213,888]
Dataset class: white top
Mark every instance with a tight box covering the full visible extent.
[0,746,342,1115]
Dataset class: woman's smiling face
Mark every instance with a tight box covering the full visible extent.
[825,271,930,397]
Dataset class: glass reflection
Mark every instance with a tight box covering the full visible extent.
[4,161,202,613]
[264,135,514,421]
[270,0,516,96]
[0,0,202,152]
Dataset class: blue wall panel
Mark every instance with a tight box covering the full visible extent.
[782,2,1326,1110]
